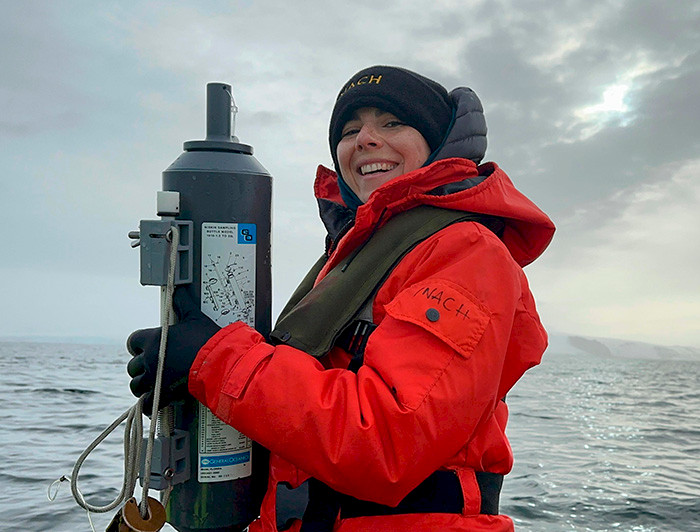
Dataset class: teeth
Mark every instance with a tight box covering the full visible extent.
[360,162,397,175]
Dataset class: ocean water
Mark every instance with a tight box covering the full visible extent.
[1,341,699,531]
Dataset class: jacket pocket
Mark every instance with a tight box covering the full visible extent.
[383,278,491,358]
[364,279,491,411]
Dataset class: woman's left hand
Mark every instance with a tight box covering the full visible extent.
[126,287,220,414]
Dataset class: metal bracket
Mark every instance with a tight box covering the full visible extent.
[138,220,193,286]
[140,429,191,490]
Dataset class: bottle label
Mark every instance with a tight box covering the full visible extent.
[200,222,256,327]
[198,222,256,482]
[197,403,252,482]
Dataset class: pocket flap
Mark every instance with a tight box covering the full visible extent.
[384,279,491,358]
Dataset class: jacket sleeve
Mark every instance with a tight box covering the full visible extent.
[188,222,544,506]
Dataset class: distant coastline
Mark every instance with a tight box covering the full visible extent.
[546,333,700,361]
[0,335,122,346]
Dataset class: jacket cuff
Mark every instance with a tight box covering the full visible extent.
[188,321,262,411]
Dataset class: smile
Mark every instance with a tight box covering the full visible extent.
[358,162,398,176]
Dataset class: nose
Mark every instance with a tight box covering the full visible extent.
[355,124,382,150]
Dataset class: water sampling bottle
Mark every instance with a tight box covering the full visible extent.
[132,82,271,531]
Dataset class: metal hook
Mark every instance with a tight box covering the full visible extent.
[223,86,238,138]
[223,86,238,114]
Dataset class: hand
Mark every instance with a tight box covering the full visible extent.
[126,286,220,414]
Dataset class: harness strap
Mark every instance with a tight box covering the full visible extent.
[300,479,341,532]
[277,470,503,531]
[338,470,503,518]
[338,470,464,519]
[334,319,377,373]
[270,206,501,358]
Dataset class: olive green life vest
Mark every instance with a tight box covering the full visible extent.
[270,205,503,358]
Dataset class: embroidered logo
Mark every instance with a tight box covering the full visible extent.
[338,74,383,98]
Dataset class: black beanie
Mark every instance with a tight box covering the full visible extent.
[329,66,453,179]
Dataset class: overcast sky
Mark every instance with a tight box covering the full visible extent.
[2,0,699,347]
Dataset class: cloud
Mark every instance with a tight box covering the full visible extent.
[529,158,700,346]
[445,0,700,220]
[0,4,87,136]
[1,0,698,346]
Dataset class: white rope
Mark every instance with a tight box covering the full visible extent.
[67,402,143,514]
[47,476,69,501]
[139,224,179,516]
[51,224,180,524]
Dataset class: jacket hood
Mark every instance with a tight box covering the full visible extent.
[314,158,555,268]
[431,87,488,164]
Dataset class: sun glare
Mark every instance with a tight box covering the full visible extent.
[570,82,632,140]
[600,84,629,113]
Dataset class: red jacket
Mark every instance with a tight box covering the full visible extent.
[189,157,555,531]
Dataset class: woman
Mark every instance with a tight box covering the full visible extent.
[128,65,555,531]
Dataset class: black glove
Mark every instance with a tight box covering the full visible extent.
[126,286,220,414]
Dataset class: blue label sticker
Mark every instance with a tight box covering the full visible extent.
[200,451,251,468]
[238,224,256,244]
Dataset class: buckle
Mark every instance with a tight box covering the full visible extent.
[275,481,309,531]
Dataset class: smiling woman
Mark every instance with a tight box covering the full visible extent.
[127,65,556,532]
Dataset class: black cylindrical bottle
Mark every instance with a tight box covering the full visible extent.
[161,83,271,531]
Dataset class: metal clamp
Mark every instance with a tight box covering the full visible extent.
[137,220,193,286]
[139,429,190,491]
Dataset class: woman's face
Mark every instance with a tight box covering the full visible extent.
[336,107,431,203]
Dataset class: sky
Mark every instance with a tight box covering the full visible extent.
[2,0,699,347]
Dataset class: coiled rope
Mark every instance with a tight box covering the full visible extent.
[49,225,180,528]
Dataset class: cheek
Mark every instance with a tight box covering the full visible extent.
[336,142,354,175]
[400,140,431,173]
[404,153,423,172]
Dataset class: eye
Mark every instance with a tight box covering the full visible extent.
[340,125,361,138]
[384,120,405,128]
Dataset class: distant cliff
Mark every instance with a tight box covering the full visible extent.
[546,333,700,361]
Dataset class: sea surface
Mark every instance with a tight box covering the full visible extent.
[1,340,699,531]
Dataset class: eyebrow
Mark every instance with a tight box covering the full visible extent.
[348,108,393,122]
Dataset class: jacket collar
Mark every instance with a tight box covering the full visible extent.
[314,158,555,269]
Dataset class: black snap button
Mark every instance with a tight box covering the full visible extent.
[281,331,291,342]
[425,308,440,322]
